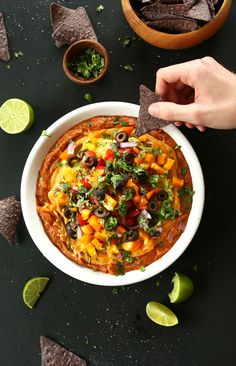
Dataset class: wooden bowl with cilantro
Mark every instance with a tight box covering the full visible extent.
[63,40,109,85]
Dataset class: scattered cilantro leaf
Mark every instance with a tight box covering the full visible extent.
[96,4,105,12]
[105,216,118,232]
[41,130,51,137]
[14,51,24,58]
[123,64,134,72]
[84,93,93,103]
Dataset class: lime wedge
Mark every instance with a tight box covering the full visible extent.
[0,98,34,134]
[23,277,50,309]
[168,272,194,304]
[146,301,178,327]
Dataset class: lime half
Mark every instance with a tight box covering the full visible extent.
[146,301,178,327]
[23,277,50,309]
[0,98,34,134]
[168,272,194,304]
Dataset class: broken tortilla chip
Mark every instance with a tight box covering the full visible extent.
[50,2,75,47]
[0,196,21,245]
[0,12,10,62]
[134,85,172,137]
[52,6,97,48]
[40,336,87,366]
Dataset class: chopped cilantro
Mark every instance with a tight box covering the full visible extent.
[178,186,194,197]
[68,48,105,79]
[121,121,129,127]
[60,182,70,193]
[105,216,118,232]
[14,50,24,58]
[123,188,134,201]
[181,167,187,176]
[140,187,146,196]
[119,35,136,48]
[84,93,93,103]
[115,262,124,276]
[41,130,51,137]
[123,64,134,72]
[55,161,63,167]
[113,118,120,125]
[118,200,128,218]
[174,145,182,150]
[102,132,111,139]
[111,174,124,190]
[159,200,179,220]
[96,4,105,12]
[138,215,151,234]
[153,148,162,157]
[112,287,119,295]
[5,64,11,69]
[140,265,146,272]
[120,249,134,263]
[149,174,159,188]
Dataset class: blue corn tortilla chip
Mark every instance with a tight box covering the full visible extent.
[0,12,10,61]
[147,17,198,33]
[187,0,212,21]
[52,6,97,48]
[40,336,87,366]
[134,85,172,137]
[50,2,75,47]
[0,196,21,245]
[142,3,191,20]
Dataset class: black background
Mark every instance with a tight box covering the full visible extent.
[0,1,236,365]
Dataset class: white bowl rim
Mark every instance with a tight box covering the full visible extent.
[21,101,205,286]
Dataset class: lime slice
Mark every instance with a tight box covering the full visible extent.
[168,272,194,304]
[146,301,178,327]
[0,98,34,134]
[23,277,50,309]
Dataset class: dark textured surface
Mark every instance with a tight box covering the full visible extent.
[0,1,236,365]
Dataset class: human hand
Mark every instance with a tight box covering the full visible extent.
[148,57,236,131]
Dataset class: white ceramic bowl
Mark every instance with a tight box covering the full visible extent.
[21,102,204,286]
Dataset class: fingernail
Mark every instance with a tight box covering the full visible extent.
[148,104,158,116]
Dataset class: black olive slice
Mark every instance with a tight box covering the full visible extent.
[115,131,128,143]
[92,189,106,201]
[67,156,80,167]
[156,190,168,201]
[94,206,108,218]
[77,150,87,160]
[65,223,77,239]
[148,200,158,212]
[85,156,98,168]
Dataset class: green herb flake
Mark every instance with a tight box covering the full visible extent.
[174,145,182,150]
[60,182,71,193]
[41,130,51,138]
[112,287,119,295]
[181,167,187,176]
[140,187,146,196]
[159,200,179,220]
[115,262,124,276]
[178,186,195,197]
[96,4,105,12]
[119,35,136,48]
[149,174,159,188]
[55,161,63,167]
[5,64,11,69]
[84,93,93,103]
[14,50,24,58]
[118,200,128,218]
[113,118,120,125]
[105,216,118,232]
[153,148,162,157]
[123,64,134,72]
[121,121,129,127]
[102,132,111,139]
[120,249,134,263]
[140,265,146,272]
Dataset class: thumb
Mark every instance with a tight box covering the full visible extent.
[148,101,198,124]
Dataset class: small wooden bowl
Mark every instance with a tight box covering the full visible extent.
[63,40,109,85]
[121,0,232,50]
